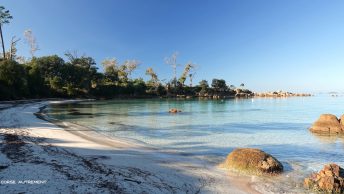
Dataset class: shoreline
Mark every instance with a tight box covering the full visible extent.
[35,102,152,151]
[0,91,314,104]
[0,100,259,193]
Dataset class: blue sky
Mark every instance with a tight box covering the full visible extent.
[2,0,344,92]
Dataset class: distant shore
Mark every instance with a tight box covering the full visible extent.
[0,90,313,103]
[254,91,312,98]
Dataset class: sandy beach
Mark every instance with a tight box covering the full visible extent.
[2,0,343,193]
[0,101,258,194]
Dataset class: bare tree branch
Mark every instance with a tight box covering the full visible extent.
[24,29,39,57]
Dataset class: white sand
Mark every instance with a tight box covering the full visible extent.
[0,101,258,194]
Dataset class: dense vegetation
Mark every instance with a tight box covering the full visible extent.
[0,6,251,100]
[0,55,253,100]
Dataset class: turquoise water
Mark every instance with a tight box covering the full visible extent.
[47,96,344,189]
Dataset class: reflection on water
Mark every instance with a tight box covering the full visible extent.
[311,133,344,143]
[47,96,344,192]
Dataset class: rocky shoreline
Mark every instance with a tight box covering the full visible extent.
[180,90,312,99]
[254,91,312,97]
[304,163,344,193]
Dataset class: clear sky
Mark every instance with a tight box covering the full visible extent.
[2,0,344,92]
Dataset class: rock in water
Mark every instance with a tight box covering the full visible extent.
[304,163,344,193]
[309,114,343,134]
[224,148,283,175]
[340,115,344,129]
[169,108,181,113]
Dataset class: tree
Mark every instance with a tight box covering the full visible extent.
[123,59,140,79]
[240,83,245,89]
[0,60,28,98]
[178,62,195,86]
[27,55,65,95]
[64,52,98,95]
[116,60,139,85]
[132,78,146,95]
[189,73,195,87]
[145,67,163,96]
[30,55,65,78]
[117,64,128,85]
[24,29,39,57]
[9,36,20,60]
[0,6,13,59]
[165,51,179,87]
[199,80,209,94]
[145,67,158,87]
[102,58,119,83]
[211,79,227,93]
[27,61,47,96]
[101,58,139,86]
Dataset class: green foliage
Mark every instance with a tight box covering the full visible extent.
[198,80,209,94]
[145,67,158,86]
[27,62,48,97]
[0,55,249,100]
[229,85,236,90]
[0,6,13,59]
[27,55,65,96]
[240,83,245,88]
[145,67,166,96]
[165,78,180,95]
[156,84,167,96]
[0,6,13,24]
[101,58,140,87]
[211,79,227,93]
[104,67,119,83]
[102,58,119,83]
[117,66,128,86]
[178,63,194,85]
[62,55,98,95]
[131,78,146,96]
[0,60,28,99]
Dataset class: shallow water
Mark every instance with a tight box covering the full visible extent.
[47,96,344,192]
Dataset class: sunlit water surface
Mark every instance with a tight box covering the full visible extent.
[46,96,344,192]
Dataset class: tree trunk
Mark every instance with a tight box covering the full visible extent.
[0,24,5,59]
[9,39,12,60]
[190,75,193,87]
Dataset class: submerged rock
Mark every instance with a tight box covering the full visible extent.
[224,148,283,175]
[309,114,343,134]
[169,108,181,113]
[68,111,93,116]
[304,163,344,193]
